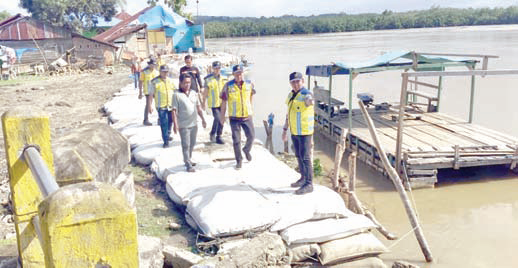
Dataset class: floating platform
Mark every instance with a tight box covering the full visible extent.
[315,105,518,188]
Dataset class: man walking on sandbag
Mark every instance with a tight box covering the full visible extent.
[172,73,207,172]
[282,72,315,195]
[149,65,176,147]
[203,61,227,144]
[139,58,159,126]
[220,65,256,170]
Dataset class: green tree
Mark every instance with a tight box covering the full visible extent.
[20,0,118,32]
[147,0,188,17]
[0,10,11,21]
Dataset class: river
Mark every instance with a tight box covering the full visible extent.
[207,25,518,267]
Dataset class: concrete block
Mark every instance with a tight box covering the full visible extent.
[163,245,203,268]
[53,123,130,185]
[113,170,135,207]
[38,182,138,267]
[138,235,164,268]
[195,232,288,268]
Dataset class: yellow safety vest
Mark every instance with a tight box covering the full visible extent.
[205,74,227,108]
[152,77,176,109]
[286,89,314,135]
[141,67,159,95]
[226,80,253,118]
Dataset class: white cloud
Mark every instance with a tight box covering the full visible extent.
[0,1,28,15]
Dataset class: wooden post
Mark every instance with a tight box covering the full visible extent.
[469,74,476,123]
[262,120,274,154]
[396,73,409,173]
[358,100,434,263]
[348,72,353,131]
[331,131,347,190]
[348,151,356,192]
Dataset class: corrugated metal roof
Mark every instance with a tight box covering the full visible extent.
[0,15,71,40]
[94,6,153,43]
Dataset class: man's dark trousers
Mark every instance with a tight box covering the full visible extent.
[158,108,173,145]
[210,107,223,138]
[229,118,255,163]
[291,135,313,183]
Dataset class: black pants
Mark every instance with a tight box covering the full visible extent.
[143,94,150,123]
[291,135,313,184]
[230,118,255,163]
[210,107,223,138]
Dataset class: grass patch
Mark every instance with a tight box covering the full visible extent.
[128,164,194,241]
[0,75,48,86]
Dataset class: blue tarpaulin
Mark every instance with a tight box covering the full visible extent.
[137,6,204,53]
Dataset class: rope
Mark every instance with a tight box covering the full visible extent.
[388,225,418,249]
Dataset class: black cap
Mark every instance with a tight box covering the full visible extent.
[159,65,169,72]
[148,58,157,65]
[289,72,303,82]
[232,64,244,73]
[212,61,221,68]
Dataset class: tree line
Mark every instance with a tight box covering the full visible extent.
[201,6,518,38]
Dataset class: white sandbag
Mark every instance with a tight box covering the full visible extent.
[288,243,321,263]
[268,185,353,232]
[133,141,182,165]
[186,184,281,237]
[319,233,388,266]
[165,167,241,205]
[151,150,216,181]
[127,125,163,149]
[280,215,377,245]
[327,257,386,268]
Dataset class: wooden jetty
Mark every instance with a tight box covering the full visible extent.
[307,51,518,188]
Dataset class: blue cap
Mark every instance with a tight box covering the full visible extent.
[212,61,221,68]
[289,72,303,82]
[232,65,244,73]
[159,65,169,72]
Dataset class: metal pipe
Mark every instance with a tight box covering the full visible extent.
[23,146,59,198]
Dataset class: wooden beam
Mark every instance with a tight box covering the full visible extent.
[358,101,434,263]
[405,69,518,78]
[407,79,439,89]
[396,74,409,173]
[414,52,499,58]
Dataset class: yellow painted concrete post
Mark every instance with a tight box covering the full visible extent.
[38,182,139,267]
[1,107,52,267]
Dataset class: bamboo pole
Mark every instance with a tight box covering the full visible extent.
[396,74,409,173]
[358,100,434,262]
[331,131,347,190]
[346,152,397,240]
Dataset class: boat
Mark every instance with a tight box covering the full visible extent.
[306,51,518,188]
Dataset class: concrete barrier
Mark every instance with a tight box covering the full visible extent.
[38,182,138,267]
[53,123,130,185]
[2,108,139,267]
[2,107,51,267]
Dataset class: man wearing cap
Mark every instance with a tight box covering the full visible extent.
[149,65,177,147]
[139,58,159,126]
[179,55,203,93]
[282,72,315,195]
[173,73,207,172]
[203,61,227,144]
[220,65,255,169]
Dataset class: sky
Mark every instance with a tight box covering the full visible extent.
[2,0,517,18]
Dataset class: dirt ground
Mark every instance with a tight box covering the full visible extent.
[0,68,135,254]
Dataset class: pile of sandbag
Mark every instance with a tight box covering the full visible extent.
[103,63,388,267]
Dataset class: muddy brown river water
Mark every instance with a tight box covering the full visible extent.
[208,25,518,267]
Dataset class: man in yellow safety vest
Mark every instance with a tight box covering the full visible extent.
[282,71,315,195]
[139,58,159,126]
[203,61,227,144]
[220,65,255,169]
[149,65,176,147]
